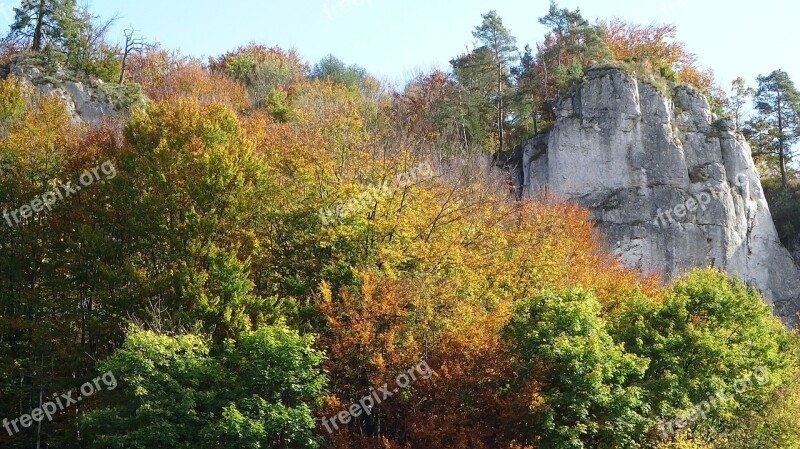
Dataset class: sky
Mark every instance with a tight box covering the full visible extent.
[0,0,797,93]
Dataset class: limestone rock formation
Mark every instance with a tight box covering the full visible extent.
[503,68,800,323]
[1,55,143,125]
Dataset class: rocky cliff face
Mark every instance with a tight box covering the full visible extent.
[504,68,800,323]
[1,55,143,125]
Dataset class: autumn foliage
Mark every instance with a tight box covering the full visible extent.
[0,4,797,449]
[599,19,718,97]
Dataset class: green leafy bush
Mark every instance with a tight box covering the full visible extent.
[80,327,326,449]
[503,288,650,448]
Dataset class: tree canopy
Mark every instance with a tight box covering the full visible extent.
[746,70,800,186]
[0,3,798,449]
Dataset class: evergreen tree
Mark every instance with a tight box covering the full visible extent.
[512,44,541,135]
[747,70,800,187]
[472,10,518,152]
[9,0,81,52]
[537,2,610,102]
[311,54,371,93]
[450,46,497,149]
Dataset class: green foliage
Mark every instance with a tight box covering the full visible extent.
[0,5,797,448]
[502,270,795,448]
[10,0,82,51]
[226,53,258,80]
[504,289,650,448]
[266,87,292,122]
[762,177,800,246]
[76,43,122,83]
[80,327,326,449]
[746,70,800,185]
[0,76,27,138]
[450,46,497,149]
[658,61,680,83]
[727,77,755,130]
[539,1,610,64]
[311,54,370,93]
[215,45,307,110]
[7,1,126,84]
[473,10,519,67]
[715,366,800,449]
[448,10,520,152]
[538,1,612,90]
[98,80,146,111]
[116,100,284,338]
[610,269,794,434]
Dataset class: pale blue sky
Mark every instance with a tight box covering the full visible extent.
[0,0,797,92]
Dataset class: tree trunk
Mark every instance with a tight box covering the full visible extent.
[498,63,503,153]
[778,100,789,188]
[119,52,128,84]
[32,2,45,51]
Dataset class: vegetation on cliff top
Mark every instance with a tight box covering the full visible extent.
[0,2,798,449]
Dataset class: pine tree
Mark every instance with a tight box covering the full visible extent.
[472,10,518,153]
[747,70,800,187]
[537,2,609,97]
[10,0,80,52]
[512,44,541,135]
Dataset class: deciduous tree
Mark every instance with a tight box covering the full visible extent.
[728,77,755,130]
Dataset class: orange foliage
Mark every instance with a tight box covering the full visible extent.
[600,20,686,66]
[391,70,459,150]
[126,48,249,112]
[0,40,29,65]
[511,197,662,305]
[316,178,657,448]
[599,19,717,95]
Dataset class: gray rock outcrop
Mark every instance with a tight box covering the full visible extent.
[2,56,143,125]
[503,68,800,323]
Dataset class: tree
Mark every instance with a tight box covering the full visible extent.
[532,3,610,121]
[124,48,250,111]
[211,45,307,111]
[511,44,540,135]
[450,46,498,150]
[8,0,122,82]
[311,54,373,94]
[609,269,794,442]
[80,328,326,449]
[10,0,81,52]
[503,289,650,448]
[728,77,755,130]
[747,70,800,187]
[119,28,147,83]
[62,5,120,81]
[390,70,468,153]
[599,19,723,110]
[472,10,518,153]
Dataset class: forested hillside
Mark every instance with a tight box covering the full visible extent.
[0,2,799,448]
